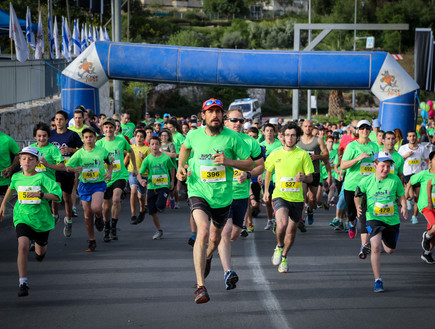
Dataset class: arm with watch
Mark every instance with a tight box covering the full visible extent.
[37,190,60,202]
[235,157,265,184]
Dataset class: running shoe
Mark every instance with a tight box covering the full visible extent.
[94,216,104,232]
[130,216,138,225]
[29,241,35,252]
[63,217,72,238]
[240,227,248,237]
[374,279,384,293]
[264,220,273,230]
[348,219,357,239]
[272,246,283,266]
[224,270,239,290]
[359,243,371,259]
[323,202,330,211]
[194,285,210,304]
[18,283,29,297]
[247,224,254,233]
[174,202,180,209]
[307,211,314,225]
[54,215,60,225]
[406,200,413,211]
[204,256,213,278]
[86,240,97,252]
[278,257,288,273]
[345,221,349,233]
[329,217,341,227]
[152,230,163,240]
[188,235,196,247]
[137,211,146,224]
[421,253,435,264]
[170,198,175,209]
[72,206,78,217]
[411,216,418,224]
[297,220,307,232]
[166,200,170,208]
[422,232,431,252]
[104,229,111,242]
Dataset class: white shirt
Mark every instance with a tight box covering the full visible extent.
[398,143,430,175]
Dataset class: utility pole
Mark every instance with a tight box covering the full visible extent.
[352,0,357,111]
[112,0,122,114]
[307,0,312,121]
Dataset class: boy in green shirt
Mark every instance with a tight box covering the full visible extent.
[356,151,407,292]
[138,136,175,240]
[0,147,62,297]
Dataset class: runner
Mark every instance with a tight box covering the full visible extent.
[213,108,264,289]
[167,119,186,209]
[49,110,84,237]
[0,127,20,205]
[341,119,379,258]
[260,123,282,230]
[356,151,407,292]
[382,131,404,181]
[125,129,150,225]
[177,98,253,304]
[138,136,176,239]
[410,151,435,263]
[120,112,136,140]
[0,146,62,297]
[265,122,314,273]
[159,129,177,209]
[66,127,113,252]
[297,120,329,228]
[96,118,138,242]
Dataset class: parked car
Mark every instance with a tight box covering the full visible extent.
[228,98,262,121]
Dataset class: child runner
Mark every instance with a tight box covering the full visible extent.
[0,147,62,297]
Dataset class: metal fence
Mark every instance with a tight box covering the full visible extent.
[0,59,68,107]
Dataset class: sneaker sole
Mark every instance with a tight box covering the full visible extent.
[225,272,239,290]
[271,256,282,266]
[278,267,288,273]
[195,293,210,304]
[374,288,384,293]
[420,255,435,264]
[422,232,431,252]
[63,227,72,238]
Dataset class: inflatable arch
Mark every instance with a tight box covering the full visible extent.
[61,41,419,135]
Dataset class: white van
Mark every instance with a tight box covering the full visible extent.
[228,98,262,121]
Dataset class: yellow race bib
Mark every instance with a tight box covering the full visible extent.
[35,163,46,172]
[152,174,168,186]
[17,186,41,204]
[200,165,226,183]
[82,168,100,182]
[233,168,243,181]
[408,159,420,165]
[373,202,394,217]
[360,162,375,175]
[280,177,300,192]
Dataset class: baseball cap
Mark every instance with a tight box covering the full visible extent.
[163,113,170,118]
[253,118,261,124]
[82,126,97,135]
[190,122,198,128]
[202,98,223,112]
[244,122,252,130]
[102,117,116,127]
[357,119,372,129]
[375,151,394,163]
[19,146,40,159]
[372,119,381,128]
[269,117,279,125]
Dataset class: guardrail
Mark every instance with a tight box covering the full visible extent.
[0,59,68,108]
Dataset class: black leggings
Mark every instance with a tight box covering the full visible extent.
[344,189,368,234]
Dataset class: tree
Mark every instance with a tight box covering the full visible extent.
[203,0,249,20]
[167,30,209,47]
[220,31,247,48]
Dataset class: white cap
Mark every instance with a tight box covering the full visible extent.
[269,117,279,125]
[357,119,372,128]
[375,151,394,163]
[244,122,252,130]
[19,146,40,159]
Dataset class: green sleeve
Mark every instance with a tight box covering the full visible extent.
[42,176,63,203]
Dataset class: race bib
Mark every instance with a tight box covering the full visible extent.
[35,163,46,172]
[307,150,315,155]
[17,186,41,204]
[431,192,435,204]
[389,165,395,175]
[82,168,100,182]
[408,159,420,165]
[373,202,394,217]
[105,160,121,173]
[233,168,243,181]
[200,165,226,183]
[280,177,300,192]
[360,162,375,175]
[152,174,168,186]
[63,156,70,165]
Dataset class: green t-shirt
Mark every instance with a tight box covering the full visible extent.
[232,133,262,200]
[0,132,20,186]
[260,138,282,157]
[121,122,136,140]
[68,124,88,139]
[359,173,404,225]
[321,149,337,180]
[10,172,62,232]
[342,140,379,191]
[411,170,435,212]
[265,148,314,203]
[388,150,404,176]
[172,131,186,153]
[184,127,251,208]
[369,131,377,143]
[66,145,110,184]
[139,152,175,189]
[30,143,64,181]
[96,136,131,187]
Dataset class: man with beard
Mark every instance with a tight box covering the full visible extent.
[177,98,254,304]
[264,122,314,273]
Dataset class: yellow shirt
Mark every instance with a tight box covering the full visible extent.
[128,144,151,176]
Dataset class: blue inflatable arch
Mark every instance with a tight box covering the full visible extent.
[61,41,419,135]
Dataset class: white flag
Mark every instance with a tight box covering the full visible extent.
[93,25,97,43]
[35,11,44,59]
[61,17,71,61]
[99,26,105,41]
[88,25,93,43]
[72,20,81,56]
[104,27,110,42]
[65,18,72,53]
[94,25,99,41]
[9,3,30,62]
[53,16,60,59]
[48,13,54,60]
[26,7,35,51]
[81,24,87,51]
[84,23,89,46]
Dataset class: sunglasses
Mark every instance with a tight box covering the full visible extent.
[229,118,244,123]
[204,99,223,107]
[359,126,371,130]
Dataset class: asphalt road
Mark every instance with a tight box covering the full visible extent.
[0,198,434,329]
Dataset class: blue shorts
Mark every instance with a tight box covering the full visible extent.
[129,172,147,195]
[262,181,275,196]
[78,181,106,202]
[228,198,249,228]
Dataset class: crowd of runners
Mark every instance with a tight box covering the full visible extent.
[0,99,435,302]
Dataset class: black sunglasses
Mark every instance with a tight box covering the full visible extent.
[229,118,244,123]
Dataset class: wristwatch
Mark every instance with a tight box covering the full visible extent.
[246,171,252,179]
[39,191,44,199]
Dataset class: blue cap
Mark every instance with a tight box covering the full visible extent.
[163,113,170,118]
[372,119,381,128]
[375,151,394,163]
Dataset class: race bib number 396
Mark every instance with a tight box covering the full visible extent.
[200,165,226,183]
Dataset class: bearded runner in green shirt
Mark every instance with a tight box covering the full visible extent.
[96,118,138,243]
[66,127,113,252]
[264,122,314,274]
[0,146,61,297]
[177,98,253,304]
[207,108,264,291]
[355,151,407,292]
